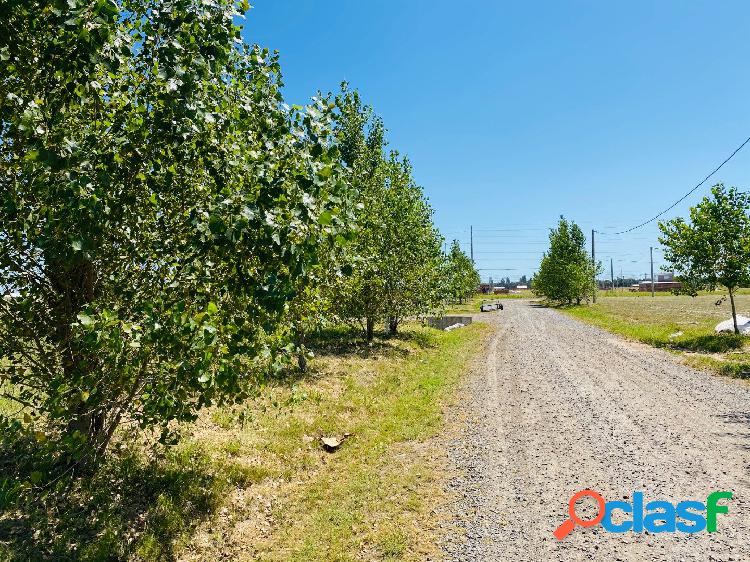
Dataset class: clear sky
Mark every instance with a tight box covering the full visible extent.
[243,1,750,282]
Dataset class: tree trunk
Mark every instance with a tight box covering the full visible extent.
[730,288,739,334]
[295,328,307,372]
[46,257,106,451]
[366,317,375,341]
[388,317,398,335]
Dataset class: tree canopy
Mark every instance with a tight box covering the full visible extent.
[0,0,353,458]
[659,183,750,334]
[331,88,446,339]
[445,240,480,303]
[533,217,600,304]
[0,1,471,469]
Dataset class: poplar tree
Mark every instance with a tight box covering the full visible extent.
[333,89,445,338]
[534,217,600,304]
[0,0,353,459]
[446,241,480,303]
[659,184,750,334]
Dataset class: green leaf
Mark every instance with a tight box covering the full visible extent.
[319,211,333,226]
[77,313,95,327]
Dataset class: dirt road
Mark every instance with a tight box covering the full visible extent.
[444,300,750,561]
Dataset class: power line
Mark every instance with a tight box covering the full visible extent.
[605,135,750,235]
[469,136,748,270]
[473,227,550,231]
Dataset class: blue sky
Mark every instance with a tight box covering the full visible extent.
[244,1,750,282]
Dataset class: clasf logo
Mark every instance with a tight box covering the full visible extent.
[553,489,732,540]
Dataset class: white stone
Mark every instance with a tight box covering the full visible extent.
[715,315,750,334]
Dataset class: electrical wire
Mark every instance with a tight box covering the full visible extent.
[603,135,750,235]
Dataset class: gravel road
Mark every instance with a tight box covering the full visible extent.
[444,300,750,561]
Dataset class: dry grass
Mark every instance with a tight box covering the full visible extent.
[173,322,491,562]
[1,323,492,561]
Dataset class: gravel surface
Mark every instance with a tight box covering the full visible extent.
[443,300,750,561]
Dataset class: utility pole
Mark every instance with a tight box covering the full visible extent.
[591,229,596,303]
[650,246,655,297]
[610,258,614,293]
[470,225,474,263]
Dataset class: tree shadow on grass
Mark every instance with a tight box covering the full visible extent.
[258,324,438,389]
[0,437,226,562]
[304,324,436,361]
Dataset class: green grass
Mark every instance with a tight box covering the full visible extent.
[188,321,491,562]
[1,321,491,561]
[1,440,230,562]
[599,289,683,297]
[0,359,20,418]
[561,294,750,379]
[682,354,750,379]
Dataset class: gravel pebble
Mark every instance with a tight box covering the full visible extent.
[443,301,750,561]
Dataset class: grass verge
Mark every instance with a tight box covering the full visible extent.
[184,322,491,561]
[1,321,491,561]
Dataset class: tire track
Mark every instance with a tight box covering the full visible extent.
[444,300,750,561]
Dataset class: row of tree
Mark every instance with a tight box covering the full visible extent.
[488,275,529,289]
[0,1,479,463]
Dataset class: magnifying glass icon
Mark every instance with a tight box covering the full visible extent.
[553,489,606,540]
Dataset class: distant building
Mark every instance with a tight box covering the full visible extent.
[516,284,529,291]
[657,271,675,282]
[638,280,682,292]
[493,286,509,294]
